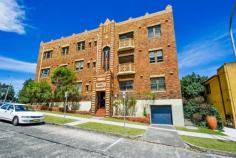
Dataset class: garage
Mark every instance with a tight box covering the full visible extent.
[151,105,173,125]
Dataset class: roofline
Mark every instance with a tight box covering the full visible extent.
[40,5,172,45]
[203,74,218,84]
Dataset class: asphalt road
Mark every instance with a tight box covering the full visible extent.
[0,121,228,158]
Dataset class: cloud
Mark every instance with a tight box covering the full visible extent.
[0,0,26,34]
[0,78,25,94]
[179,32,231,69]
[0,56,36,73]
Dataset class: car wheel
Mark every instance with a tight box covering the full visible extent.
[12,116,19,126]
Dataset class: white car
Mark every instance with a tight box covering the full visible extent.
[0,103,44,126]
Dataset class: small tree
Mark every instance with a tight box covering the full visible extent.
[51,67,76,101]
[181,73,207,99]
[18,79,52,104]
[19,79,37,104]
[0,82,15,101]
[36,81,52,103]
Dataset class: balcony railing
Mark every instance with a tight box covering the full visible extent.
[118,38,134,51]
[117,63,135,75]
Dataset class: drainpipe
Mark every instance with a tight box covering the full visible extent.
[229,0,236,60]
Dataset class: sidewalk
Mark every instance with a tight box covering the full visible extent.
[43,112,148,130]
[43,112,236,142]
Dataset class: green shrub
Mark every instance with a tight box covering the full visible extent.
[184,99,223,130]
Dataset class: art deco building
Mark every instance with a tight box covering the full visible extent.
[35,5,184,126]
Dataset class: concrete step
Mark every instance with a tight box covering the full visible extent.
[95,108,106,117]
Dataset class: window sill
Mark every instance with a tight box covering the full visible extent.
[151,90,166,93]
[75,70,83,72]
[148,36,161,39]
[40,77,48,79]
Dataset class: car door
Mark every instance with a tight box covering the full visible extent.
[6,104,15,121]
[0,104,10,120]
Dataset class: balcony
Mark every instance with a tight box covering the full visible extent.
[117,63,135,75]
[118,38,134,51]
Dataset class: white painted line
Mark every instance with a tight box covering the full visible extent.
[102,138,123,152]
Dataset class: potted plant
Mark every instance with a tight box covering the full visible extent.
[206,116,217,130]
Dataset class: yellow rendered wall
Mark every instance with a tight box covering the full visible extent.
[224,63,236,127]
[206,76,225,122]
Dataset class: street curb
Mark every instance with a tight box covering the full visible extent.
[185,142,236,158]
[44,122,144,140]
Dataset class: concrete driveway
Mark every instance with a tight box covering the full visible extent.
[143,125,186,148]
[0,121,227,158]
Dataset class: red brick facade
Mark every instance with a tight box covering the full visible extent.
[35,5,181,116]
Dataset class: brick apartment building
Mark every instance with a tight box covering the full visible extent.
[35,5,184,126]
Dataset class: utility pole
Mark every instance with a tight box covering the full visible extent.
[230,0,236,60]
[3,76,12,104]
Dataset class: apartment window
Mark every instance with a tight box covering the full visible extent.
[86,85,89,92]
[41,68,50,78]
[75,60,84,71]
[149,52,155,63]
[93,61,96,68]
[119,32,133,40]
[119,55,134,64]
[77,41,85,51]
[61,46,69,56]
[94,41,97,47]
[89,42,92,48]
[156,50,163,62]
[148,25,161,38]
[43,51,52,59]
[149,50,163,63]
[150,77,166,91]
[119,80,133,91]
[75,82,82,93]
[206,84,211,94]
[87,62,90,68]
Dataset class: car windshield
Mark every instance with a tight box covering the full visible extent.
[15,105,35,112]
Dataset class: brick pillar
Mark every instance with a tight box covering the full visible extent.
[105,72,111,116]
[91,77,97,115]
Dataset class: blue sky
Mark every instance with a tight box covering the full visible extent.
[0,0,235,93]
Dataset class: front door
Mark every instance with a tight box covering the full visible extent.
[97,91,105,109]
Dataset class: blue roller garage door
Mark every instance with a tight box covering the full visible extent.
[151,105,173,125]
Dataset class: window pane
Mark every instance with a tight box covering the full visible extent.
[41,68,50,78]
[75,61,84,70]
[149,51,155,63]
[76,83,82,92]
[44,51,52,59]
[150,78,158,91]
[148,25,161,38]
[148,27,154,38]
[158,77,166,91]
[119,80,133,91]
[62,47,69,55]
[157,50,163,62]
[154,25,161,37]
[150,77,166,91]
[77,41,85,51]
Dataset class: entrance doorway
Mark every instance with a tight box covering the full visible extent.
[97,91,105,109]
